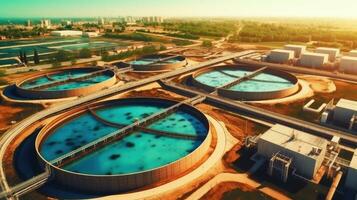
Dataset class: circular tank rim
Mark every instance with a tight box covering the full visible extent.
[16,67,115,90]
[190,64,299,100]
[13,67,117,99]
[35,97,211,178]
[119,54,188,71]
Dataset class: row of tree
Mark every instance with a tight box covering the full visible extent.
[18,49,40,65]
[17,48,92,66]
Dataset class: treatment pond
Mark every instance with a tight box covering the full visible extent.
[35,98,211,193]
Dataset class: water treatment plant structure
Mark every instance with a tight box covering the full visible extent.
[1,51,357,200]
[1,67,121,101]
[33,97,212,193]
[189,64,299,101]
[116,54,188,71]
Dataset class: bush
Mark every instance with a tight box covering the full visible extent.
[172,39,194,46]
[202,40,213,48]
[0,70,5,77]
[54,50,71,62]
[0,78,8,85]
[78,48,92,58]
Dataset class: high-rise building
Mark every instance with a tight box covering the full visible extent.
[40,19,51,28]
[98,17,105,25]
[26,19,32,27]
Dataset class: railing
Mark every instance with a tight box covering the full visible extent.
[26,67,127,90]
[217,66,267,90]
[87,107,203,140]
[0,170,50,199]
[147,55,181,65]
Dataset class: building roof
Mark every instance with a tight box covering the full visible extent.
[336,98,357,111]
[271,49,295,54]
[316,47,340,52]
[260,124,327,159]
[284,44,306,49]
[301,52,329,58]
[350,149,357,169]
[341,56,357,61]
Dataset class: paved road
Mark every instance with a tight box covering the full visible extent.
[159,81,357,148]
[0,50,255,197]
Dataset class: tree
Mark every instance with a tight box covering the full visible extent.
[23,51,28,65]
[18,50,23,63]
[54,50,70,62]
[33,49,40,65]
[78,48,92,58]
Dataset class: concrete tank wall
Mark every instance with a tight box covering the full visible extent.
[15,68,117,99]
[190,65,299,101]
[120,54,187,71]
[35,98,211,193]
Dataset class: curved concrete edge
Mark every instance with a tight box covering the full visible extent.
[248,80,314,105]
[96,115,227,200]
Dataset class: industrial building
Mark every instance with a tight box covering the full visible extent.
[340,56,357,74]
[268,49,295,63]
[299,52,328,68]
[51,30,83,37]
[257,124,327,181]
[345,149,357,190]
[348,50,357,57]
[284,45,306,58]
[315,47,340,62]
[332,98,357,129]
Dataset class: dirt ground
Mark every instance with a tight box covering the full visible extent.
[0,102,43,134]
[200,181,257,200]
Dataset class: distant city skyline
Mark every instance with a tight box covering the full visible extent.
[1,0,357,18]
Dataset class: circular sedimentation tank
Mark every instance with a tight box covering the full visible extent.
[14,67,117,99]
[120,54,187,71]
[35,98,211,193]
[190,65,299,101]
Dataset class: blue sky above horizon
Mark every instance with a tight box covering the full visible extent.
[1,0,357,18]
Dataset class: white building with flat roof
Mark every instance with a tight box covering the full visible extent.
[284,45,306,58]
[333,98,357,126]
[345,149,357,191]
[348,50,357,57]
[300,52,328,68]
[257,124,327,179]
[268,49,295,64]
[51,30,83,37]
[315,47,340,62]
[340,56,357,74]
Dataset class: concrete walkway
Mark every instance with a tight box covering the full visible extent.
[97,115,227,200]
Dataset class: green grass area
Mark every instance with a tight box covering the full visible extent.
[104,32,168,43]
[101,45,159,62]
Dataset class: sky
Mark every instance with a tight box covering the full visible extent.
[1,0,357,18]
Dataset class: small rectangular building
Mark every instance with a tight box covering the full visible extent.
[333,98,357,126]
[299,52,328,68]
[268,49,295,64]
[340,56,357,74]
[51,30,83,37]
[345,149,357,191]
[257,124,327,179]
[315,47,340,62]
[284,45,306,58]
[348,50,357,57]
